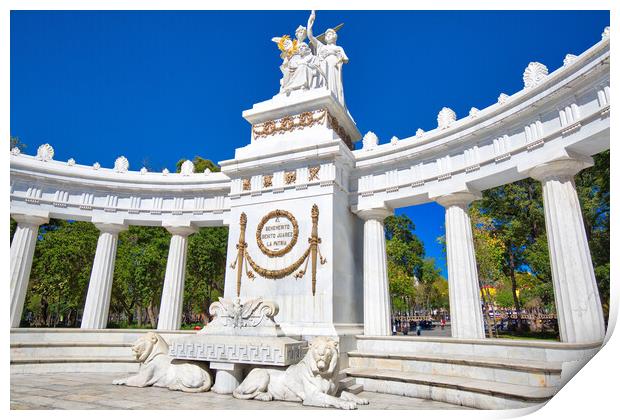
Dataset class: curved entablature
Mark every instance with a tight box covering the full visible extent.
[10,154,232,227]
[10,31,610,221]
[352,35,610,210]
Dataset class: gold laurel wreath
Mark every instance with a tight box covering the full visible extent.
[277,35,299,58]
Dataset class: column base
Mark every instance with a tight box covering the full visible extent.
[211,362,244,394]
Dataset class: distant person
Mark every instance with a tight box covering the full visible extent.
[441,318,446,330]
[392,323,397,335]
[416,323,422,336]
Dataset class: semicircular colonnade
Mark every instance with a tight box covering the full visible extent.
[10,28,610,347]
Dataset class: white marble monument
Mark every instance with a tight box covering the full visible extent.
[221,11,363,341]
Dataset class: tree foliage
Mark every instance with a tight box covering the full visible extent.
[470,150,610,325]
[385,214,446,314]
[184,227,229,318]
[112,226,170,327]
[175,156,220,174]
[28,221,99,326]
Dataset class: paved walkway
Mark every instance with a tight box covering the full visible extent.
[11,372,467,410]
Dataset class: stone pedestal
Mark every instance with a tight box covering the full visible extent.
[81,223,127,329]
[10,214,49,328]
[211,362,244,394]
[169,334,307,394]
[157,225,197,330]
[530,158,605,343]
[435,192,485,339]
[220,89,364,338]
[359,207,393,336]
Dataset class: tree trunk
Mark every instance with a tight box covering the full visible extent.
[136,305,143,328]
[485,288,498,337]
[509,252,523,331]
[481,289,494,338]
[147,302,157,329]
[528,183,540,238]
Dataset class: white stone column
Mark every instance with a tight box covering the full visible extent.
[157,225,197,330]
[530,158,605,343]
[435,192,485,339]
[10,214,49,328]
[81,223,127,329]
[359,207,393,336]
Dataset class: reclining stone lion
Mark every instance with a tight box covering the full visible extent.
[113,332,212,392]
[233,336,368,409]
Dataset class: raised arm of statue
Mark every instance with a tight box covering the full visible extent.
[307,10,320,49]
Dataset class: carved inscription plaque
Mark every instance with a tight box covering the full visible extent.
[256,210,299,257]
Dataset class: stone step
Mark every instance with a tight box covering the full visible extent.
[11,356,137,365]
[348,350,561,387]
[11,362,139,374]
[10,356,139,374]
[11,342,133,359]
[346,383,364,395]
[339,377,355,388]
[343,367,557,409]
[356,336,601,364]
[10,328,195,345]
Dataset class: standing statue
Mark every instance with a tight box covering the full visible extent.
[307,10,349,107]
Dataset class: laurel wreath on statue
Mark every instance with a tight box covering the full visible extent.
[277,35,299,58]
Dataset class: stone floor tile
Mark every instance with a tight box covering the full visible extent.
[11,372,469,410]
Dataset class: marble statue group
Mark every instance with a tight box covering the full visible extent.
[273,10,348,107]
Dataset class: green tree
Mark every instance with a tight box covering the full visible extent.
[416,257,442,313]
[112,226,170,328]
[10,135,27,151]
[27,221,99,326]
[472,179,546,329]
[575,150,610,320]
[385,214,444,315]
[385,215,424,314]
[175,156,220,174]
[184,227,229,322]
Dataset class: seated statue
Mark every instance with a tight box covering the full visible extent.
[232,336,369,409]
[282,43,323,95]
[113,332,212,392]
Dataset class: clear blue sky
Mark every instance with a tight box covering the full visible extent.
[10,10,609,277]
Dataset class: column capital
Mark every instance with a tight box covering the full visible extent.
[163,224,198,237]
[93,222,127,235]
[357,206,393,221]
[11,213,49,227]
[434,190,482,208]
[529,157,593,181]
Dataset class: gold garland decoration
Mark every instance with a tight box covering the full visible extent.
[244,247,311,279]
[255,209,299,258]
[252,109,327,139]
[232,205,325,296]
